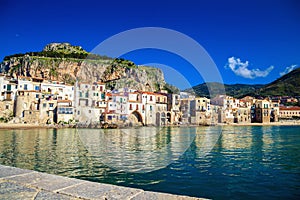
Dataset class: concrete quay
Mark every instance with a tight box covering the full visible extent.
[0,165,205,200]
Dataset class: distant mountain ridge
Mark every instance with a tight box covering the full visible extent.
[185,67,300,98]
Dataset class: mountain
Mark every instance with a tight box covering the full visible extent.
[185,82,263,98]
[251,67,300,97]
[0,43,179,93]
[185,67,300,98]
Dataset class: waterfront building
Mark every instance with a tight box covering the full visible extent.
[190,97,212,125]
[0,75,18,101]
[15,90,44,124]
[154,93,169,125]
[2,72,298,126]
[127,91,144,125]
[17,76,34,91]
[57,100,74,123]
[279,106,300,119]
[167,94,181,124]
[211,95,239,124]
[41,81,74,101]
[0,75,18,121]
[252,99,271,123]
[142,91,157,125]
[233,107,251,123]
[270,100,280,122]
[179,98,191,124]
[74,82,103,124]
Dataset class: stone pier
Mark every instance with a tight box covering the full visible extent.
[0,165,205,200]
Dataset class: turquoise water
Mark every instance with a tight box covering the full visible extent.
[0,126,299,199]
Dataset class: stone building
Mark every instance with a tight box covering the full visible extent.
[167,94,181,124]
[74,82,105,124]
[253,99,271,123]
[279,106,300,119]
[190,97,211,125]
[0,75,17,121]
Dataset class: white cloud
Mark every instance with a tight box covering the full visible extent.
[279,65,298,76]
[226,57,274,79]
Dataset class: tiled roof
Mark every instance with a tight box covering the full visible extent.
[280,106,300,111]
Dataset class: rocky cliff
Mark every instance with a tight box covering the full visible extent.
[0,43,174,92]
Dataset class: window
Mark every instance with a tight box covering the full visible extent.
[5,105,9,110]
[136,104,139,110]
[35,86,40,91]
[150,105,152,111]
[129,104,132,110]
[85,92,88,98]
[79,92,82,97]
[3,85,6,89]
[43,103,47,108]
[7,85,11,91]
[142,105,145,110]
[24,84,28,90]
[77,111,80,115]
[36,94,39,98]
[100,86,103,92]
[49,103,54,108]
[150,96,153,101]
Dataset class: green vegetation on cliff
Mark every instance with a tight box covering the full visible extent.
[1,43,180,93]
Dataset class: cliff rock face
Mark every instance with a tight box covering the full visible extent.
[0,43,168,92]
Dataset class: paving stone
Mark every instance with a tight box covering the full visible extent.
[99,185,143,200]
[132,191,203,200]
[0,181,37,200]
[0,165,205,200]
[35,190,80,200]
[4,172,83,191]
[57,182,114,199]
[0,165,32,179]
[58,181,142,199]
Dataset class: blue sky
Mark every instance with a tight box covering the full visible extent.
[1,0,300,89]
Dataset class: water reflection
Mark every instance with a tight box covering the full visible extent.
[0,126,299,200]
[78,127,197,173]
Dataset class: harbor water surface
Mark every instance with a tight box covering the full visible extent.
[0,126,299,199]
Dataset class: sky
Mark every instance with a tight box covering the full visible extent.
[1,0,300,89]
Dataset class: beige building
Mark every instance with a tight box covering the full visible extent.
[190,97,212,125]
[57,100,74,123]
[233,107,251,123]
[253,99,271,123]
[279,106,300,119]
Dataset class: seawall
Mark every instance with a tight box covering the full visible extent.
[0,164,205,199]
